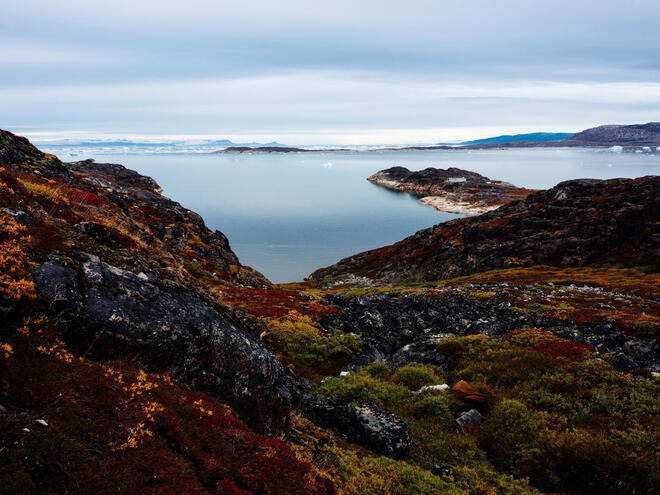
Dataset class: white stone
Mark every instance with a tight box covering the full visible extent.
[416,383,449,393]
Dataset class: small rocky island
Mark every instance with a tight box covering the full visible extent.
[368,166,535,215]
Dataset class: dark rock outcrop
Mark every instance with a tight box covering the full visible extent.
[302,393,411,459]
[0,129,72,179]
[74,221,118,247]
[319,293,659,372]
[68,159,163,193]
[310,177,660,283]
[34,253,291,435]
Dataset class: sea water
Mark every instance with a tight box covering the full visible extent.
[45,148,659,282]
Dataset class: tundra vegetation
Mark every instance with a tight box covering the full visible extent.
[0,130,657,494]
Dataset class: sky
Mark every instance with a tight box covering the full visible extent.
[2,0,660,145]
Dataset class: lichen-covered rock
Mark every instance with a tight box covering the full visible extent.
[0,207,31,225]
[320,293,659,372]
[302,394,410,458]
[34,253,292,434]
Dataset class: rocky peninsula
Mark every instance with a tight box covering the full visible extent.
[367,166,535,215]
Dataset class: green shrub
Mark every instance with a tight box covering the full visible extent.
[264,310,361,366]
[315,360,546,493]
[294,443,466,495]
[363,361,392,380]
[409,394,454,427]
[441,333,660,494]
[318,371,407,407]
[392,363,443,390]
[481,400,553,479]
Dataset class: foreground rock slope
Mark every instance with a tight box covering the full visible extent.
[0,129,339,493]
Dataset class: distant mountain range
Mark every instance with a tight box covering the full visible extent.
[34,122,660,155]
[446,132,573,146]
[373,122,660,152]
[454,123,660,149]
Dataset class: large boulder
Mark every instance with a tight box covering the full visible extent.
[34,253,291,435]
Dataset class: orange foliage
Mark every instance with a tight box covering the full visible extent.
[0,212,35,302]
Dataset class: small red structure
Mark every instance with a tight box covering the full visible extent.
[467,188,480,194]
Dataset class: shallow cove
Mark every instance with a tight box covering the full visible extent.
[54,148,659,283]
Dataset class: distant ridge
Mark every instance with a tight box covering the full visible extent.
[450,132,573,146]
[562,122,660,146]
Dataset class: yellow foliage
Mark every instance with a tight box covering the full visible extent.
[1,342,12,359]
[193,398,214,416]
[112,422,154,451]
[18,177,69,204]
[263,310,361,366]
[0,212,35,302]
[36,341,76,363]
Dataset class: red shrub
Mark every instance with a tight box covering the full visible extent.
[64,187,109,207]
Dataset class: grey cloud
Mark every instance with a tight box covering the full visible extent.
[2,0,660,141]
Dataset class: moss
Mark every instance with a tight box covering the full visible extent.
[293,443,467,495]
[263,310,361,367]
[392,363,444,390]
[184,259,207,278]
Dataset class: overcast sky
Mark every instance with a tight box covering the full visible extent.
[2,0,660,144]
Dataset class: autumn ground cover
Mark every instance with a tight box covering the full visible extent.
[1,317,333,494]
[2,134,658,494]
[312,330,658,494]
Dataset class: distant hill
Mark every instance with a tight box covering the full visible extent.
[561,122,660,146]
[423,123,660,150]
[450,132,573,146]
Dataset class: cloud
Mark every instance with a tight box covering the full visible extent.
[2,1,660,142]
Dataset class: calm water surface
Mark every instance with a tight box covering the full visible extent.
[60,148,659,282]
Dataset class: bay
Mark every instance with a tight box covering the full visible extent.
[49,148,659,282]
